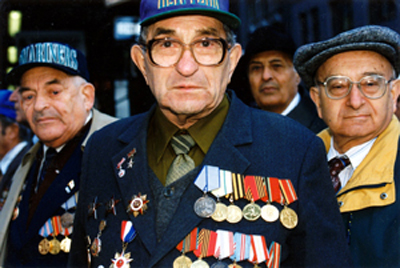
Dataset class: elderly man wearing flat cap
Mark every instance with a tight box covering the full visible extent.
[69,0,351,267]
[294,25,400,266]
[231,25,326,133]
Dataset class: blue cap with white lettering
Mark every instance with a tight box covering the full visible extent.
[7,42,90,84]
[139,0,240,30]
[0,90,16,121]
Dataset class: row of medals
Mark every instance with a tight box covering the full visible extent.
[38,212,74,255]
[194,194,298,229]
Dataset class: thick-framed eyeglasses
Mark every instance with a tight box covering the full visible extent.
[142,37,230,67]
[316,75,395,100]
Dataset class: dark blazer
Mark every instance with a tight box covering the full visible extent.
[0,143,31,195]
[287,87,326,134]
[69,91,351,267]
[4,110,116,267]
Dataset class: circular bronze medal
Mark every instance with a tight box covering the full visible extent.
[191,259,210,268]
[60,236,72,253]
[261,203,279,222]
[280,206,298,229]
[194,195,216,218]
[60,212,74,228]
[226,204,243,224]
[173,254,192,268]
[49,237,61,255]
[38,238,50,255]
[242,202,261,221]
[211,203,228,222]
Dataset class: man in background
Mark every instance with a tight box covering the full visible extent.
[230,25,326,133]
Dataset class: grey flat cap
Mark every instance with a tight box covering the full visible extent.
[294,25,400,89]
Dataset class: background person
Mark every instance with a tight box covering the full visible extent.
[69,1,351,267]
[294,25,400,266]
[230,25,326,133]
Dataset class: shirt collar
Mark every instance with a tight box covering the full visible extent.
[0,141,29,174]
[281,92,300,116]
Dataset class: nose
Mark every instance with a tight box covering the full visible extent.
[33,93,49,111]
[262,67,273,81]
[9,89,18,102]
[346,83,365,109]
[175,49,199,77]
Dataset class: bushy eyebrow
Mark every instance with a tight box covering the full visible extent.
[152,27,220,39]
[19,78,62,93]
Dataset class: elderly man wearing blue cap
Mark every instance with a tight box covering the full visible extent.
[294,25,400,266]
[69,0,351,267]
[0,42,117,267]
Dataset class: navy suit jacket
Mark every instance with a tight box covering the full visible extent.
[287,87,326,134]
[69,92,351,267]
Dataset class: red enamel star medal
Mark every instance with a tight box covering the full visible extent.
[126,193,149,217]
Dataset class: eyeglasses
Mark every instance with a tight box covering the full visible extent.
[143,37,230,67]
[317,75,395,100]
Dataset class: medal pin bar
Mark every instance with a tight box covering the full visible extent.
[38,218,53,255]
[261,177,281,223]
[194,166,220,218]
[91,219,107,257]
[278,179,298,229]
[110,220,136,268]
[49,216,62,255]
[173,227,198,268]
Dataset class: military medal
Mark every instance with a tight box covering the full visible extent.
[193,229,217,261]
[49,216,62,255]
[61,193,78,228]
[110,221,136,268]
[278,179,298,229]
[106,195,120,217]
[226,203,242,224]
[261,177,281,223]
[127,193,149,217]
[249,235,269,265]
[127,148,136,169]
[228,261,243,268]
[60,222,73,253]
[38,218,53,255]
[117,157,126,178]
[194,166,221,218]
[213,230,234,267]
[49,236,61,255]
[211,200,228,222]
[91,219,107,257]
[88,196,100,220]
[266,242,282,268]
[174,228,198,267]
[242,202,261,221]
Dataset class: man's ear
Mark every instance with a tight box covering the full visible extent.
[5,123,19,141]
[310,86,323,119]
[227,43,242,81]
[131,45,149,85]
[390,79,400,112]
[81,82,95,112]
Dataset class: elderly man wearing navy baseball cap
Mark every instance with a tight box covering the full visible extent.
[69,1,351,267]
[0,42,117,267]
[294,25,400,266]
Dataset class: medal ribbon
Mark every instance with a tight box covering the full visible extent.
[39,218,53,238]
[121,220,136,243]
[214,230,234,260]
[231,232,250,262]
[278,179,298,205]
[51,216,62,236]
[249,235,269,264]
[232,173,245,200]
[267,177,283,203]
[194,165,220,193]
[244,176,266,201]
[211,169,233,198]
[61,226,72,236]
[266,242,281,268]
[176,227,198,253]
[194,229,217,258]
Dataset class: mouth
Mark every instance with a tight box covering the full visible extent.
[260,86,277,93]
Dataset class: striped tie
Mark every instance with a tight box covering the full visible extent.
[165,134,196,185]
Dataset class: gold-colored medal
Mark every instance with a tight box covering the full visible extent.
[60,236,72,253]
[211,202,228,222]
[242,202,261,221]
[261,203,279,222]
[173,254,192,268]
[49,236,61,255]
[279,206,298,229]
[38,238,50,255]
[226,204,243,224]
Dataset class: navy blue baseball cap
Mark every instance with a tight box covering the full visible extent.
[0,90,16,121]
[139,0,240,30]
[7,42,90,84]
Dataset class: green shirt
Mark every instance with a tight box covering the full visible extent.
[147,95,229,185]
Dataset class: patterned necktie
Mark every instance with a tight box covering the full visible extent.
[328,156,351,192]
[165,134,196,186]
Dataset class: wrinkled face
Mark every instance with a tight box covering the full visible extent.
[20,67,94,148]
[248,50,300,114]
[131,15,242,126]
[310,50,399,150]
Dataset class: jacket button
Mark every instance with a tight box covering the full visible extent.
[380,193,388,200]
[163,187,174,198]
[338,201,344,207]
